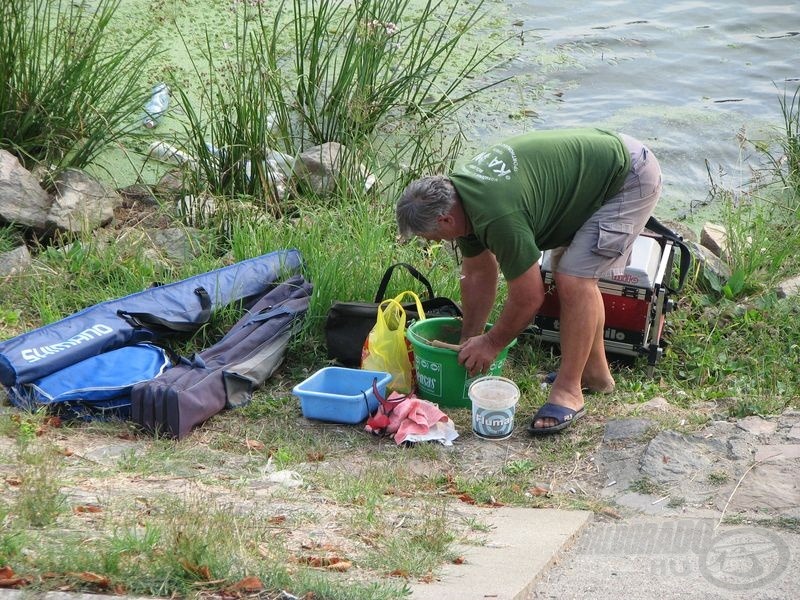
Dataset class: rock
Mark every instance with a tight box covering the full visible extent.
[640,396,671,412]
[774,274,800,299]
[640,431,726,484]
[294,142,376,196]
[754,444,800,462]
[736,416,777,436]
[156,170,188,197]
[700,222,727,258]
[719,462,800,513]
[295,142,343,196]
[143,227,209,265]
[787,423,800,441]
[660,219,699,243]
[117,183,159,206]
[603,418,654,442]
[47,168,122,234]
[688,241,731,281]
[0,149,52,230]
[0,245,31,278]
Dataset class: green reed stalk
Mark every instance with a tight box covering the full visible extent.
[0,0,158,175]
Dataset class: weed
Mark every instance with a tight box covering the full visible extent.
[362,500,458,578]
[0,0,159,173]
[176,0,510,211]
[462,515,491,533]
[666,496,686,508]
[14,442,67,527]
[629,477,666,496]
[708,471,730,485]
[503,459,536,476]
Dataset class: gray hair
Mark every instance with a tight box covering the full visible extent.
[396,175,458,238]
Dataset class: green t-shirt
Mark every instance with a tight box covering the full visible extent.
[451,128,631,280]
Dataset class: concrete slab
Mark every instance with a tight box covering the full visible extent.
[528,516,800,600]
[410,507,592,600]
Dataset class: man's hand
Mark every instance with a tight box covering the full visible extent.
[458,332,504,377]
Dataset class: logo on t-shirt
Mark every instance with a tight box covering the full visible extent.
[460,143,519,182]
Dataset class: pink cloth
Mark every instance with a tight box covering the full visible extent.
[383,393,449,444]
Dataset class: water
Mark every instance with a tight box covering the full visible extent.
[468,0,799,225]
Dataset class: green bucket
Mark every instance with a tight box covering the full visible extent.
[406,317,517,408]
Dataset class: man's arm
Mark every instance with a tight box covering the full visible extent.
[459,250,499,340]
[458,262,546,376]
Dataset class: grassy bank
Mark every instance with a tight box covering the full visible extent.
[2,1,800,598]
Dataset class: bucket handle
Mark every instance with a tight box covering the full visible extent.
[407,327,462,351]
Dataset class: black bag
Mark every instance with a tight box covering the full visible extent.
[131,275,312,439]
[325,263,462,367]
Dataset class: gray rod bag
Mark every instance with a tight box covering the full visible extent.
[0,249,302,388]
[130,275,312,439]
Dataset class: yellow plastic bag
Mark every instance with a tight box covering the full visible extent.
[360,291,425,394]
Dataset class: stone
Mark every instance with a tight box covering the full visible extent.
[0,245,31,278]
[143,227,209,265]
[660,220,698,243]
[640,396,671,412]
[0,149,52,230]
[700,222,727,258]
[117,183,159,205]
[754,444,800,462]
[736,415,777,436]
[688,241,731,281]
[294,142,376,196]
[719,462,800,513]
[47,168,122,234]
[603,418,654,442]
[640,431,724,484]
[787,423,800,441]
[775,274,800,299]
[156,169,188,197]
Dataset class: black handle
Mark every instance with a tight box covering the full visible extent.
[117,287,212,334]
[645,217,693,293]
[373,263,435,302]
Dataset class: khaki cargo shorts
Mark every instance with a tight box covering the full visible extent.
[549,133,663,279]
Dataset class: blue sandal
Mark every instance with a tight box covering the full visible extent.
[527,402,586,435]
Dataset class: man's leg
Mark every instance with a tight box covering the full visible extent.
[531,273,613,430]
[530,133,662,431]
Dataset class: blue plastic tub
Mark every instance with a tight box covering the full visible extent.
[293,367,392,424]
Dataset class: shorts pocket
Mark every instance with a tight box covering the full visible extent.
[594,221,633,258]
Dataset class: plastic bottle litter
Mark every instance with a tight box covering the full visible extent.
[142,83,170,129]
[147,141,196,167]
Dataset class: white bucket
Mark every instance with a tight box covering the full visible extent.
[468,376,520,440]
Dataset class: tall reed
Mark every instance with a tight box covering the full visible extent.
[176,0,510,209]
[0,0,158,176]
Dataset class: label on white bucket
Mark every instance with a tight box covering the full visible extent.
[469,377,520,440]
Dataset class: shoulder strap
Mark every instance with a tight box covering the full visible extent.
[644,217,693,293]
[117,287,212,334]
[374,263,435,302]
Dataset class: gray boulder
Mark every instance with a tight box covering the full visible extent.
[0,245,31,278]
[47,168,122,234]
[775,274,800,299]
[294,142,376,196]
[0,149,52,230]
[688,240,732,281]
[700,222,728,258]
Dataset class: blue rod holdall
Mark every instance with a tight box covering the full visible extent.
[0,249,303,388]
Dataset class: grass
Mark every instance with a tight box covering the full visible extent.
[0,0,159,176]
[174,0,510,209]
[2,0,800,596]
